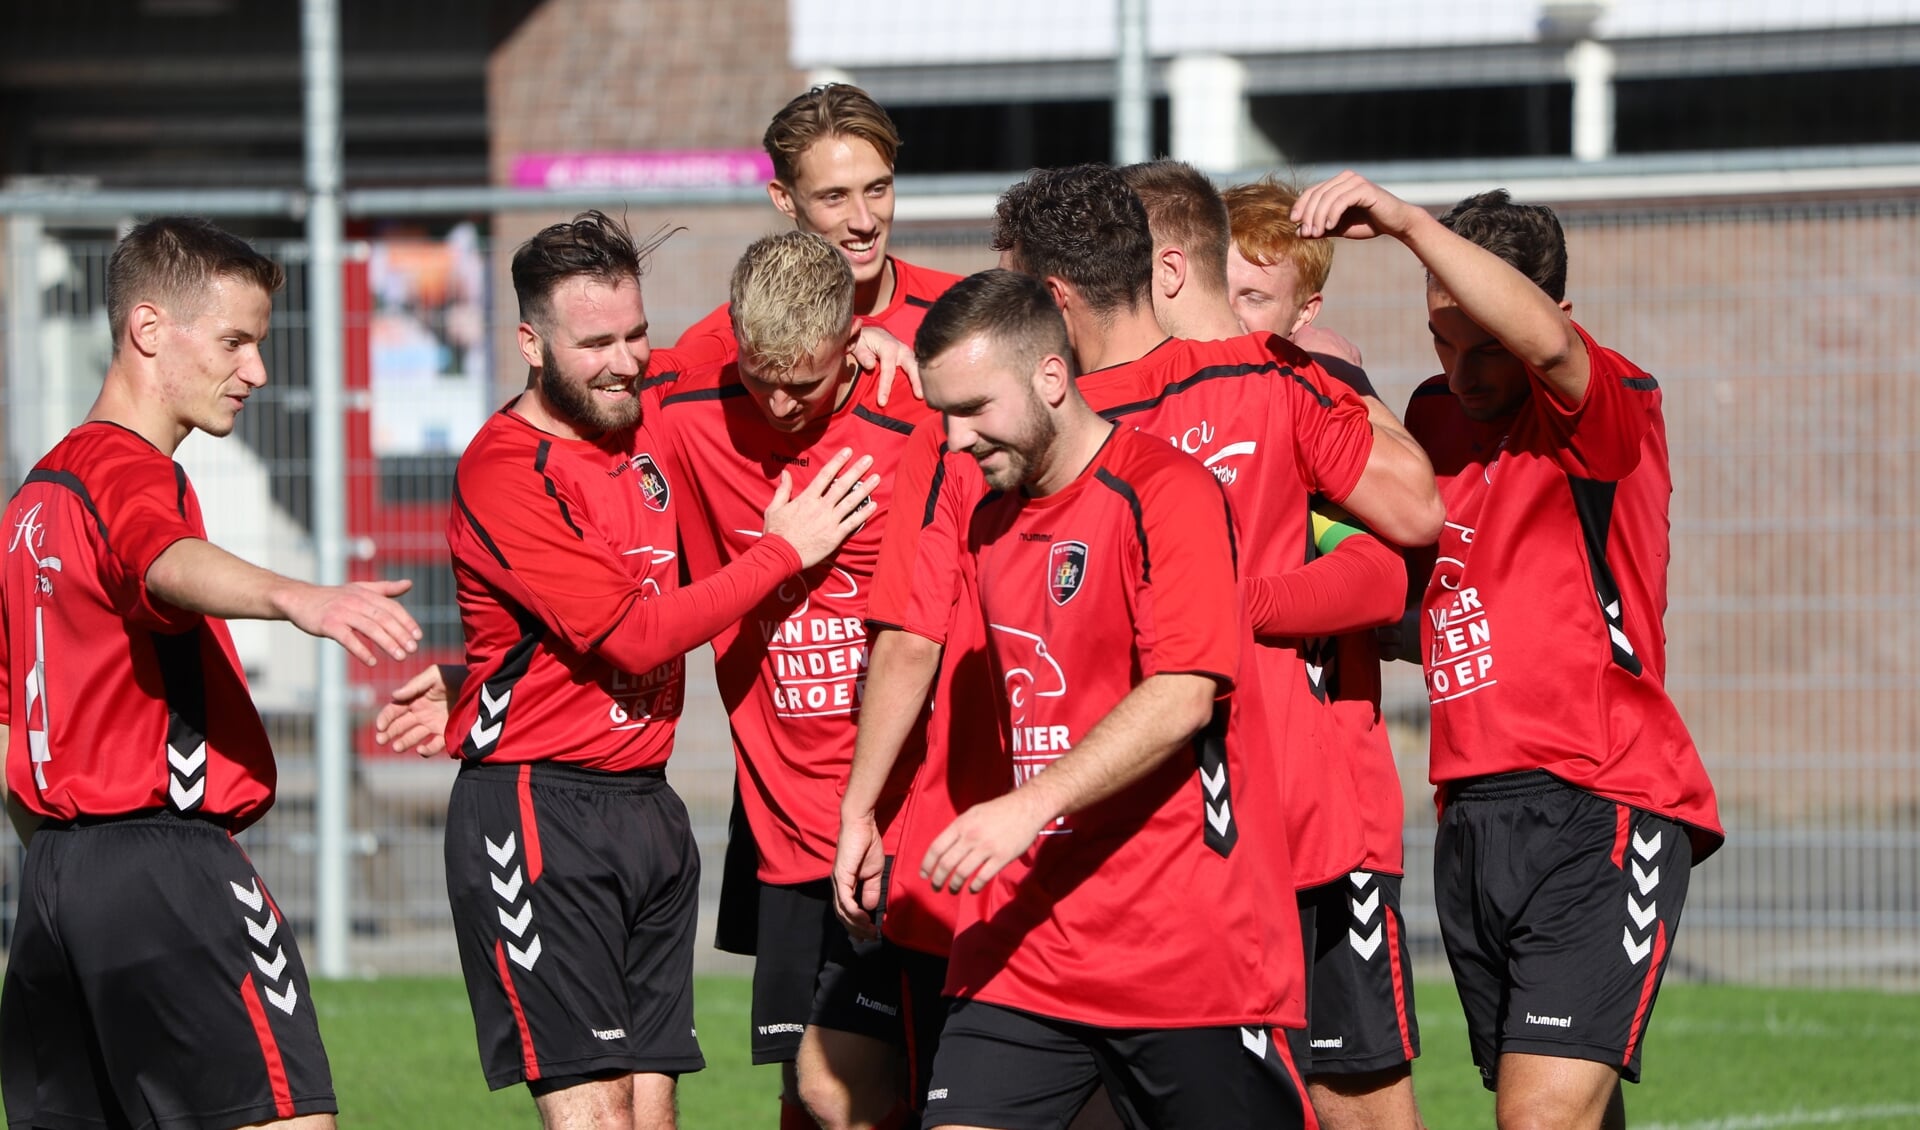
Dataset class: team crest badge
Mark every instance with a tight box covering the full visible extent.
[1048,540,1088,606]
[633,453,671,512]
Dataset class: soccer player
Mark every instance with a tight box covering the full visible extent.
[838,164,1441,1123]
[440,211,876,1129]
[0,217,423,1130]
[1225,175,1424,1130]
[650,230,937,1130]
[1292,171,1723,1130]
[676,84,960,368]
[909,267,1309,1129]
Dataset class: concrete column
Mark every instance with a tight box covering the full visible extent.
[1569,37,1616,162]
[1168,53,1247,172]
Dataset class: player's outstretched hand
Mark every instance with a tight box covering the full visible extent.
[374,663,464,757]
[763,447,880,569]
[922,791,1052,895]
[853,324,923,407]
[1292,170,1423,243]
[279,579,422,666]
[833,810,886,941]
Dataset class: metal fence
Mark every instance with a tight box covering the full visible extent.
[0,183,1915,988]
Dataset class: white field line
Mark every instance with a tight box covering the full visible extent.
[1639,1103,1920,1130]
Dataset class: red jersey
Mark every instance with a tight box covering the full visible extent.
[1405,323,1722,857]
[445,403,802,771]
[0,423,277,829]
[652,359,935,884]
[945,425,1301,1029]
[675,256,962,359]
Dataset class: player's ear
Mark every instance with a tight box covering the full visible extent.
[1559,298,1574,316]
[1156,246,1185,300]
[1042,275,1073,316]
[1290,292,1324,337]
[128,301,163,359]
[767,179,799,223]
[1034,352,1073,408]
[516,321,544,371]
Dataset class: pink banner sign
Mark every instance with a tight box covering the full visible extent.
[511,149,774,190]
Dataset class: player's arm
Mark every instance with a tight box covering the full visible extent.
[1345,400,1444,547]
[1293,169,1589,408]
[373,664,465,756]
[922,672,1218,894]
[1243,509,1405,639]
[144,539,421,666]
[834,628,941,937]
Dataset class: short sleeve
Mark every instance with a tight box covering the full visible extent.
[668,302,740,371]
[1279,346,1374,504]
[1125,454,1241,686]
[868,422,980,644]
[100,460,206,630]
[1531,322,1657,481]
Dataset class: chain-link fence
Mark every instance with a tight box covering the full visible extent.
[1,185,1913,987]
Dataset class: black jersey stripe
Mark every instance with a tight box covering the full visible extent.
[533,441,586,540]
[1094,468,1150,584]
[21,469,112,548]
[1568,476,1644,677]
[1096,359,1334,421]
[1622,375,1659,391]
[453,485,511,571]
[853,404,916,436]
[172,463,191,520]
[904,294,935,309]
[921,447,950,529]
[1410,382,1454,400]
[660,381,748,406]
[640,369,682,393]
[460,612,545,761]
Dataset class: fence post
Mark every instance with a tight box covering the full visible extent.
[303,0,351,980]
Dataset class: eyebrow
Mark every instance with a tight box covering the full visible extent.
[575,322,647,347]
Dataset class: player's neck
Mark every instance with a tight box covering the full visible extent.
[515,376,622,444]
[853,257,896,318]
[1026,406,1114,498]
[86,366,189,456]
[1165,296,1244,343]
[1071,303,1170,373]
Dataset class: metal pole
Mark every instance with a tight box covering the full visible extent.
[1113,0,1150,164]
[302,0,350,979]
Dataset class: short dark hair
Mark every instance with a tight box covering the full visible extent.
[763,84,901,186]
[914,268,1074,379]
[511,210,656,330]
[1438,189,1568,302]
[989,164,1152,317]
[1121,160,1230,292]
[106,217,284,355]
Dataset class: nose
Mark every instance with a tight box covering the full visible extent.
[945,415,978,453]
[1445,350,1481,397]
[239,345,269,388]
[613,337,647,379]
[850,194,875,234]
[768,388,800,418]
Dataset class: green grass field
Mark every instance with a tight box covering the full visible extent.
[317,976,1920,1128]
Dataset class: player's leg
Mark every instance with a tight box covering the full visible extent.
[798,1026,906,1130]
[1092,1023,1312,1130]
[1492,1055,1622,1130]
[751,879,844,1125]
[1299,872,1423,1129]
[532,1073,634,1129]
[46,816,337,1128]
[921,1000,1104,1130]
[1432,790,1509,1092]
[619,776,711,1129]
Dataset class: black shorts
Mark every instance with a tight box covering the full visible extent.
[1286,870,1420,1076]
[445,761,705,1091]
[812,930,951,1109]
[1,812,336,1129]
[1434,770,1693,1089]
[713,783,760,956]
[924,1000,1311,1130]
[749,877,845,1064]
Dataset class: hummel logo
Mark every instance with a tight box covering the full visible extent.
[506,936,543,970]
[491,867,525,902]
[231,879,265,912]
[1631,859,1660,896]
[1349,925,1383,960]
[485,833,516,867]
[1205,798,1233,837]
[1623,927,1652,965]
[1633,829,1663,859]
[1526,1012,1572,1029]
[168,741,207,776]
[1199,763,1227,799]
[1240,1027,1268,1058]
[498,901,534,938]
[1311,1037,1344,1049]
[254,946,288,981]
[1351,888,1380,923]
[1627,895,1657,931]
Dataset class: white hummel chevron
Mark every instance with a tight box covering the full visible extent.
[1622,926,1652,964]
[1349,924,1384,960]
[1627,896,1657,930]
[1605,599,1620,618]
[264,982,299,1016]
[1631,859,1659,896]
[168,741,207,776]
[231,879,265,912]
[507,935,543,970]
[498,901,534,937]
[1351,888,1381,923]
[1350,871,1370,888]
[469,716,504,748]
[1240,1027,1268,1058]
[491,867,524,902]
[1609,624,1636,655]
[1633,829,1662,859]
[1205,799,1232,837]
[486,833,517,867]
[247,911,278,946]
[1199,763,1227,799]
[169,776,205,809]
[254,946,288,981]
[481,683,511,716]
[1306,662,1325,686]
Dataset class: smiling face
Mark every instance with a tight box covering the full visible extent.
[156,274,274,439]
[771,134,895,291]
[923,334,1059,492]
[737,332,856,434]
[1428,283,1532,422]
[522,274,649,438]
[1227,244,1315,340]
